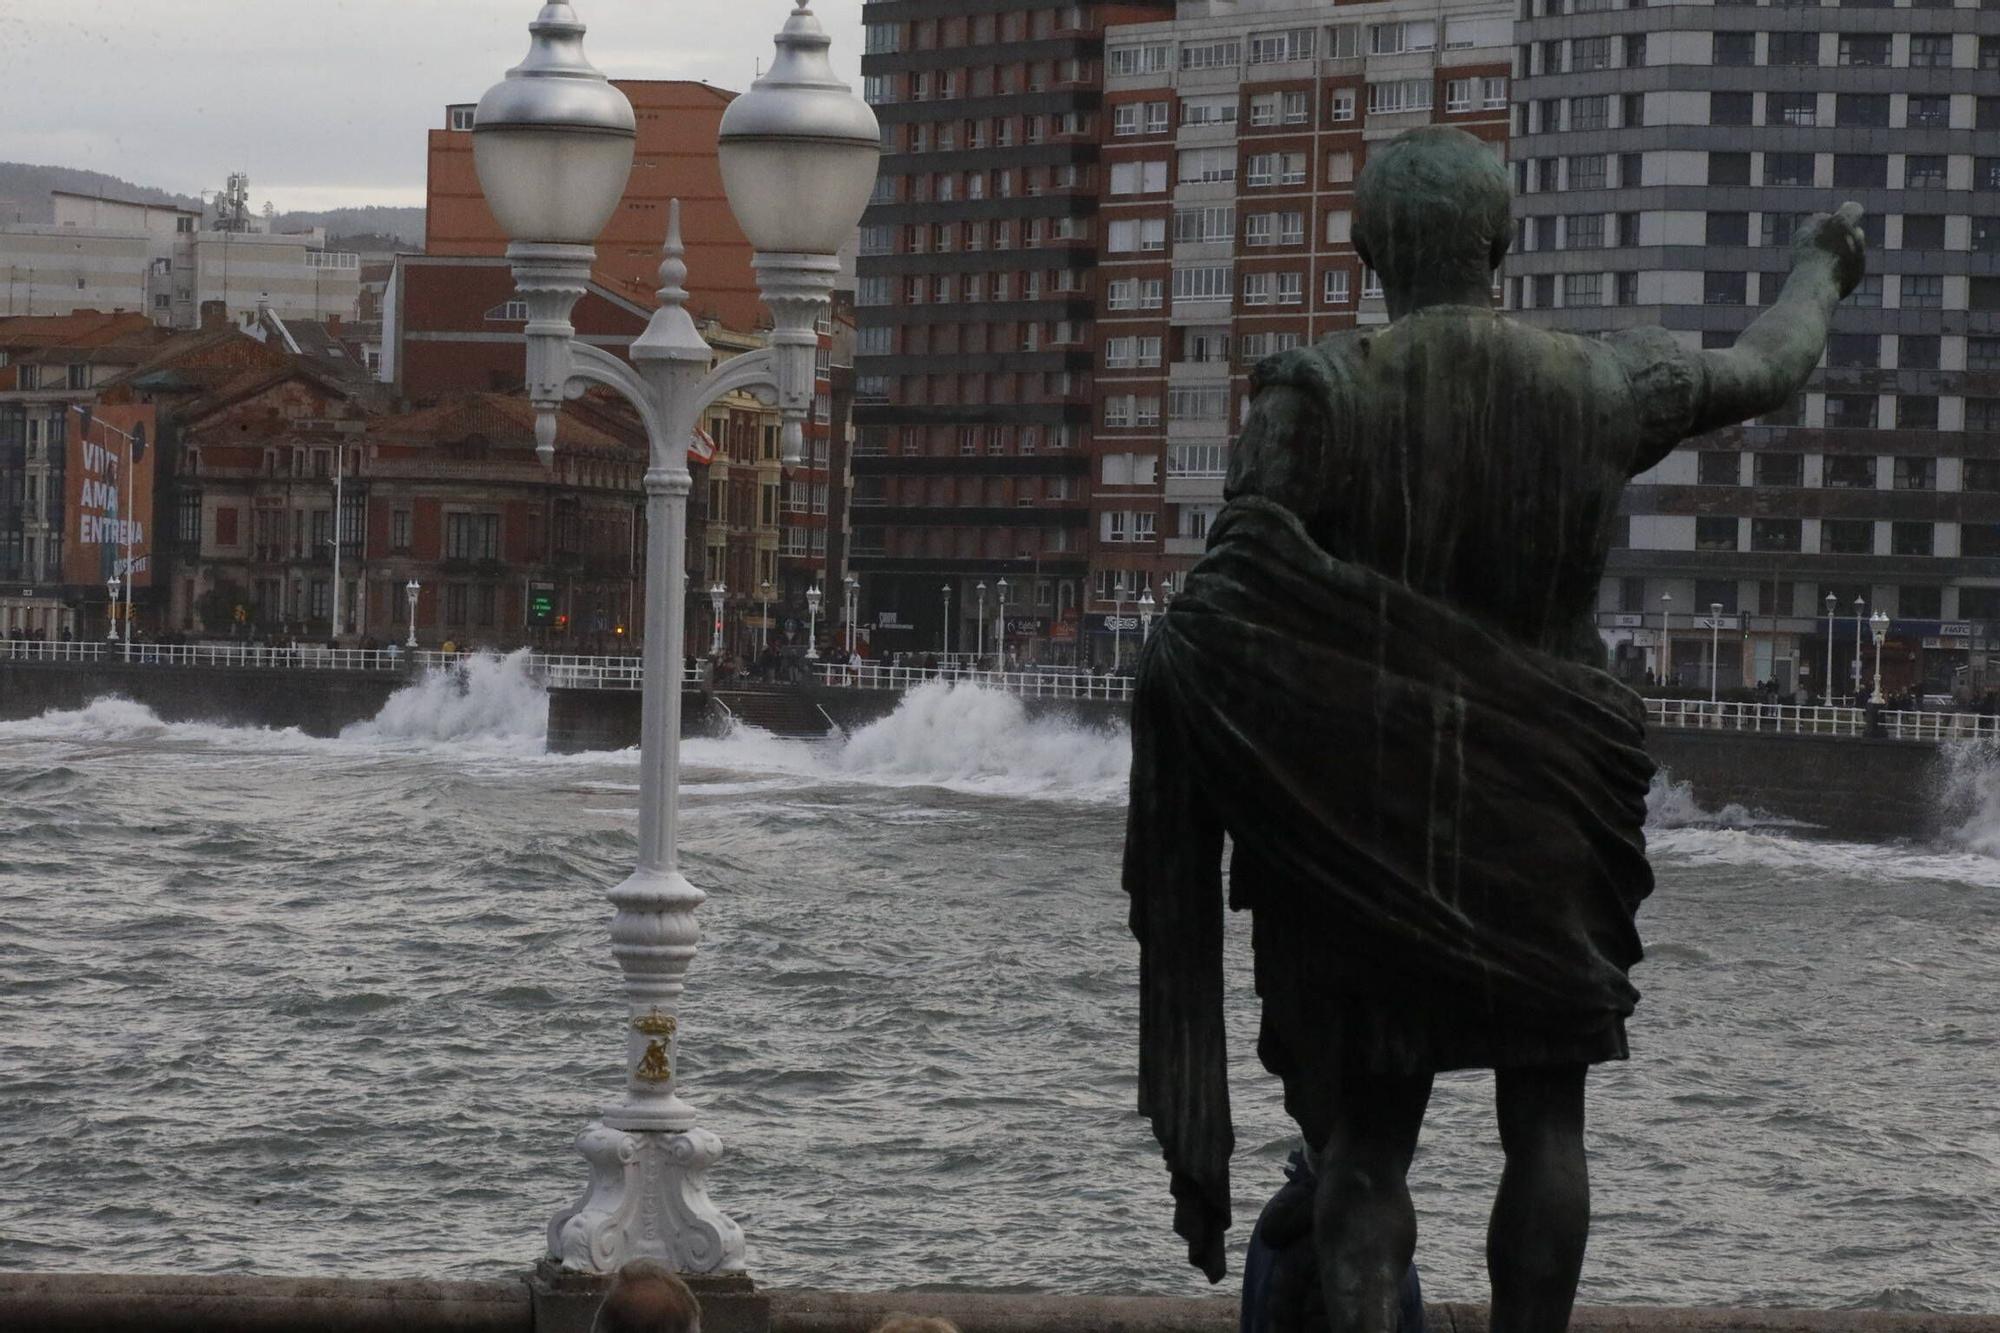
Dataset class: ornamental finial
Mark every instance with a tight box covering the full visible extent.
[657,199,690,308]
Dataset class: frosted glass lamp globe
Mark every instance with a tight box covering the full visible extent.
[473,3,635,246]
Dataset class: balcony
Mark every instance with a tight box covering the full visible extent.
[1164,536,1206,557]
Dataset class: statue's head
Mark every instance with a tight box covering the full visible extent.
[1353,127,1513,301]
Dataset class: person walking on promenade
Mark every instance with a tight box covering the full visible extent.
[1124,125,1865,1333]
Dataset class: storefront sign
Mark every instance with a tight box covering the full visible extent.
[63,404,155,588]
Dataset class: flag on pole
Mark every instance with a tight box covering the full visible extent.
[689,425,717,464]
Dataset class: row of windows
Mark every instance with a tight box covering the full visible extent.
[866,8,1088,56]
[1510,269,2000,311]
[1690,452,2000,490]
[1517,210,2000,253]
[1709,90,1987,130]
[1107,15,1507,77]
[1703,30,1990,70]
[1707,151,2000,191]
[1679,517,1997,559]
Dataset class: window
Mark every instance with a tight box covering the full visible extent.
[1324,269,1351,304]
[1968,398,2000,432]
[1573,36,1611,70]
[1907,96,1951,130]
[1966,526,2000,558]
[1903,275,1944,310]
[1831,155,1886,190]
[1836,33,1889,67]
[1483,78,1508,110]
[1752,519,1801,552]
[449,105,477,131]
[1182,96,1237,127]
[1177,149,1235,184]
[1278,212,1305,246]
[1769,31,1819,66]
[1618,213,1641,248]
[1329,88,1356,122]
[1325,152,1354,184]
[1765,153,1815,187]
[1706,212,1749,247]
[1827,333,1879,368]
[445,512,500,561]
[1837,94,1890,128]
[1907,156,1948,188]
[1325,210,1352,244]
[1369,21,1435,55]
[1173,206,1235,244]
[1168,386,1230,421]
[1969,338,2000,371]
[1714,32,1755,66]
[1570,96,1608,131]
[1891,523,1934,557]
[1822,456,1874,490]
[1113,104,1142,136]
[1109,43,1169,76]
[1976,278,2000,312]
[1172,265,1232,302]
[1568,155,1607,191]
[1712,92,1753,126]
[1698,452,1740,485]
[1894,456,1937,490]
[1903,215,1946,251]
[1181,39,1241,70]
[1367,80,1433,115]
[1446,79,1476,114]
[1248,28,1313,63]
[1276,272,1304,305]
[1966,461,2000,493]
[1709,153,1751,187]
[1242,272,1274,306]
[1696,516,1739,551]
[1615,272,1638,306]
[1705,272,1747,305]
[1908,34,1953,68]
[1767,92,1816,127]
[1755,453,1803,487]
[1975,218,2000,255]
[1695,581,1739,617]
[1821,520,1873,555]
[1825,394,1878,429]
[1563,273,1602,306]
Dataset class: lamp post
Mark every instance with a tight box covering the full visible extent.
[1138,587,1155,644]
[474,0,876,1276]
[975,582,987,661]
[709,582,726,658]
[405,579,420,649]
[1659,591,1672,687]
[995,578,1008,668]
[1112,576,1126,673]
[1870,609,1889,704]
[1709,601,1723,704]
[1853,595,1867,700]
[844,573,857,657]
[758,580,770,653]
[940,583,952,658]
[106,575,120,642]
[1824,591,1837,704]
[805,582,822,660]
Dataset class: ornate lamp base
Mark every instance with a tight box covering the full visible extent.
[548,1123,746,1274]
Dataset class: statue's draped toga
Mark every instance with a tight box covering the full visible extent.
[1124,309,1708,1281]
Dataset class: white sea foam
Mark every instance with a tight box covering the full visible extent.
[683,680,1133,802]
[1935,738,2000,855]
[339,649,550,755]
[0,695,321,752]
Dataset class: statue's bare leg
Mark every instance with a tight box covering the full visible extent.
[1310,1071,1432,1333]
[1489,1064,1590,1333]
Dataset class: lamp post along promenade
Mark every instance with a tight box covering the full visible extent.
[474,0,877,1275]
[405,579,420,649]
[1870,609,1889,704]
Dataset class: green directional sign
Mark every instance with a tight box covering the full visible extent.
[527,582,558,627]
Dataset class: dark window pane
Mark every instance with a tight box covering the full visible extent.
[1765,152,1815,187]
[1705,271,1748,304]
[1906,155,1948,188]
[1752,518,1801,551]
[1836,94,1889,127]
[1695,580,1740,615]
[1893,456,1936,489]
[1709,152,1751,186]
[1900,335,1940,370]
[1715,32,1756,65]
[1697,517,1740,551]
[1902,215,1945,250]
[1896,396,1938,429]
[1961,587,2000,619]
[1706,211,1749,246]
[1964,525,2000,558]
[1766,91,1817,126]
[1899,586,1942,618]
[1754,452,1803,485]
[1832,154,1887,188]
[1825,394,1878,428]
[1821,519,1873,554]
[1823,455,1875,488]
[1711,91,1753,125]
[1698,451,1741,485]
[1827,332,1878,367]
[1891,522,1934,556]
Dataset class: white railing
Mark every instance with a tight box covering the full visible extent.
[811,662,1134,702]
[1645,698,2000,741]
[0,640,700,688]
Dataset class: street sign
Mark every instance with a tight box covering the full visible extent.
[527,581,557,627]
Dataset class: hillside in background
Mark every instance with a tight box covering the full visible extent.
[0,162,424,250]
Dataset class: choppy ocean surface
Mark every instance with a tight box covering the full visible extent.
[1,654,1994,1310]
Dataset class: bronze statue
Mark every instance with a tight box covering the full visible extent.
[1123,126,1864,1332]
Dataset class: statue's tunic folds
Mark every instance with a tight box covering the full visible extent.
[1124,309,1698,1280]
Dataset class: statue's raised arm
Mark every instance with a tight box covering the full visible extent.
[1691,203,1867,435]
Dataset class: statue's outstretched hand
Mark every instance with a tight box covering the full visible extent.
[1793,202,1866,300]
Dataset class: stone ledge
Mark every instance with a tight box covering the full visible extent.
[0,1273,1992,1333]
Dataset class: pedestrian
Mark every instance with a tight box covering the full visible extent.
[592,1260,700,1333]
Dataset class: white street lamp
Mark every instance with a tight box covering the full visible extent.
[805,582,822,660]
[1660,591,1672,688]
[1112,576,1126,673]
[844,573,857,657]
[975,582,987,661]
[475,0,876,1277]
[995,578,1009,667]
[1824,591,1837,704]
[1138,587,1156,644]
[1709,601,1723,704]
[106,576,120,642]
[940,583,952,658]
[1853,595,1867,699]
[709,582,726,658]
[1870,609,1890,705]
[405,579,420,650]
[758,580,771,653]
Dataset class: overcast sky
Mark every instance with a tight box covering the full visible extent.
[0,0,867,213]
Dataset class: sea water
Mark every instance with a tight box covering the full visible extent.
[0,655,1993,1309]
